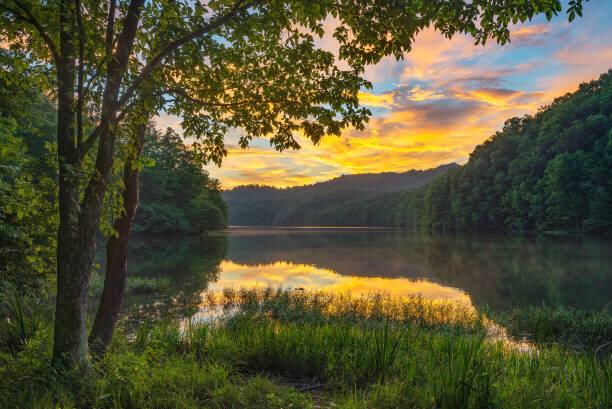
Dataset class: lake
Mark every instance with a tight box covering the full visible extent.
[114,227,612,321]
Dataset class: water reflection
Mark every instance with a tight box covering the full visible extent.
[222,228,612,311]
[115,228,611,321]
[210,261,471,303]
[95,236,227,324]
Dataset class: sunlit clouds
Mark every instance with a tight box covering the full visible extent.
[154,0,612,188]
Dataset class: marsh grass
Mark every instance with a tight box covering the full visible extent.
[369,320,407,383]
[212,287,485,330]
[0,286,47,352]
[494,305,612,352]
[0,288,610,408]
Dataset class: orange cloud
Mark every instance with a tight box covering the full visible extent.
[357,91,395,108]
[453,88,545,111]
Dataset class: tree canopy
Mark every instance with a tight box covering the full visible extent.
[420,70,612,233]
[0,0,588,162]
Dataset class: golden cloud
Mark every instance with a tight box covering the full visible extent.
[357,91,395,108]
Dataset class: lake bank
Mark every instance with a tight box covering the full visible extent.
[2,289,610,408]
[5,228,609,407]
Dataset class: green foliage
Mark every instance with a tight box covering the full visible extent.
[0,286,49,353]
[133,127,227,234]
[0,53,58,289]
[419,71,612,233]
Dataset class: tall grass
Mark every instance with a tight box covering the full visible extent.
[0,286,46,352]
[212,287,485,330]
[429,335,494,409]
[0,288,610,408]
[369,320,406,383]
[494,305,612,353]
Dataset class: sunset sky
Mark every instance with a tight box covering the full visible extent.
[159,0,612,189]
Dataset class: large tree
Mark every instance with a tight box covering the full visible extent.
[0,0,586,366]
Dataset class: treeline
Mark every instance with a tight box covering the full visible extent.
[222,164,457,225]
[224,70,612,233]
[134,127,227,235]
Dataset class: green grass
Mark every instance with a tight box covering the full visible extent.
[0,286,49,353]
[493,305,612,352]
[1,288,610,408]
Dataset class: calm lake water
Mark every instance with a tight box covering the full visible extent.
[114,227,612,320]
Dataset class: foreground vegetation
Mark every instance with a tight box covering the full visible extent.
[1,288,610,408]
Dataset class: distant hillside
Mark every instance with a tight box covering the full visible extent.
[222,164,458,225]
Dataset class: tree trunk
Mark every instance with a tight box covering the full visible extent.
[52,0,88,366]
[52,0,145,366]
[89,120,148,354]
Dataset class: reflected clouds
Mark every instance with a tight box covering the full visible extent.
[210,260,472,303]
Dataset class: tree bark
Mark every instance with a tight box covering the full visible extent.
[52,0,145,366]
[52,0,88,366]
[89,119,148,354]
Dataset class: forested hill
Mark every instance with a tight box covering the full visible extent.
[416,70,612,233]
[222,164,458,225]
[224,70,612,232]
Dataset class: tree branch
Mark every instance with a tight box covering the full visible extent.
[79,0,143,157]
[82,0,116,101]
[115,100,135,123]
[11,0,60,64]
[115,0,259,110]
[75,0,85,147]
[166,87,304,108]
[105,0,116,58]
[80,125,102,154]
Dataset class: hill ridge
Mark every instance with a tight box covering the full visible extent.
[222,163,459,225]
[223,163,459,200]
